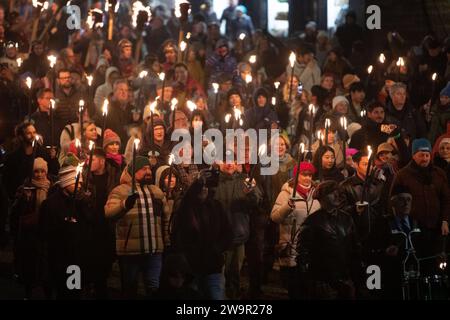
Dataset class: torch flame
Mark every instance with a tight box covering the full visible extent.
[299,142,305,154]
[171,98,178,111]
[249,55,256,64]
[180,41,187,52]
[271,97,276,105]
[325,118,331,129]
[212,82,219,94]
[102,100,108,116]
[245,74,252,84]
[139,70,148,79]
[50,99,55,109]
[432,73,437,81]
[340,116,347,130]
[233,107,242,120]
[168,153,175,165]
[308,104,315,114]
[89,140,95,150]
[16,57,22,67]
[378,53,386,64]
[224,114,231,123]
[289,51,296,68]
[186,32,191,40]
[186,100,197,112]
[134,139,140,149]
[274,81,280,89]
[86,75,93,86]
[367,65,373,74]
[47,55,57,68]
[25,77,32,89]
[79,100,85,107]
[75,138,81,149]
[159,72,165,81]
[239,33,246,41]
[367,145,372,160]
[76,162,84,176]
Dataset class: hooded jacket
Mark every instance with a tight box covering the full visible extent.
[244,87,278,130]
[94,66,119,112]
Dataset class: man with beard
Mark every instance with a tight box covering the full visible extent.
[390,138,450,275]
[105,156,170,298]
[297,180,363,299]
[54,69,85,124]
[3,122,59,199]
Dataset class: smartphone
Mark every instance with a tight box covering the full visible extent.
[297,83,303,95]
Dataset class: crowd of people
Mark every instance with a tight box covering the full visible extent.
[0,0,449,300]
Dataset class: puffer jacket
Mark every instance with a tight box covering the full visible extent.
[271,181,320,267]
[104,169,170,256]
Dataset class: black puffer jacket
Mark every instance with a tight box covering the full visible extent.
[385,101,427,140]
[297,208,362,282]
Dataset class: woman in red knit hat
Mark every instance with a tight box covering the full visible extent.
[270,161,320,299]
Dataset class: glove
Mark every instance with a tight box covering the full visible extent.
[125,192,139,211]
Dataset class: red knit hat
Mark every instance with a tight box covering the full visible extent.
[293,161,316,177]
[102,129,121,149]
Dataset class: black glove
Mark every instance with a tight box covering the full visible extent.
[125,192,139,210]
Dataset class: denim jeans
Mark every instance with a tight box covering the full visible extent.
[118,253,162,298]
[194,273,225,300]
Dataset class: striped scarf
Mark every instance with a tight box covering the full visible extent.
[134,184,163,254]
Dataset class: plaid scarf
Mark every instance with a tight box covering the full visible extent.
[134,184,163,254]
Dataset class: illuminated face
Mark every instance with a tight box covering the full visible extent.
[321,76,334,90]
[377,151,391,163]
[122,46,132,59]
[105,142,120,155]
[33,168,47,181]
[322,150,335,169]
[412,151,431,167]
[165,48,177,63]
[84,123,98,141]
[37,92,53,112]
[135,165,152,183]
[114,83,129,102]
[368,107,385,124]
[154,126,165,143]
[278,137,286,157]
[90,155,105,173]
[220,161,237,175]
[163,174,177,189]
[335,101,348,114]
[351,90,365,104]
[156,87,173,103]
[257,95,267,107]
[299,171,313,186]
[439,143,450,160]
[391,88,407,109]
[440,95,450,106]
[58,71,72,89]
[24,125,37,144]
[175,66,188,84]
[356,156,369,178]
[229,94,242,107]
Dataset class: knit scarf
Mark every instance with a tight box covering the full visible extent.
[106,153,123,166]
[296,184,311,199]
[31,178,50,207]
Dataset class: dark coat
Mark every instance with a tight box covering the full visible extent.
[104,100,133,153]
[385,101,427,140]
[3,144,60,199]
[171,180,233,275]
[390,161,450,230]
[30,110,63,147]
[297,208,362,282]
[54,86,85,125]
[38,187,94,294]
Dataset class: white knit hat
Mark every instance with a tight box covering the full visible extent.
[332,96,349,110]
